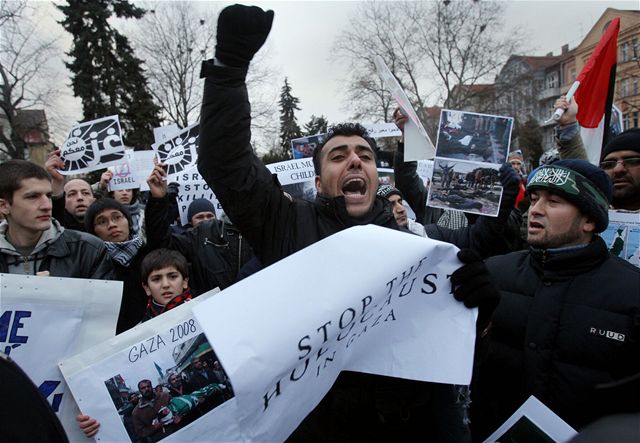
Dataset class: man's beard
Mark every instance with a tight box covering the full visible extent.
[527,217,586,249]
[612,180,640,209]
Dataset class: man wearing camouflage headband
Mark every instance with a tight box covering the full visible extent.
[470,159,640,441]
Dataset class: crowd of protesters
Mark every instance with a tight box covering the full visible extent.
[1,4,639,443]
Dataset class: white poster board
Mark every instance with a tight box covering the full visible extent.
[152,123,199,181]
[174,167,223,225]
[0,274,122,441]
[107,150,156,192]
[193,225,477,441]
[484,396,578,443]
[59,291,244,443]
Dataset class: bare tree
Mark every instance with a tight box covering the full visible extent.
[133,1,279,151]
[0,1,58,159]
[333,1,523,123]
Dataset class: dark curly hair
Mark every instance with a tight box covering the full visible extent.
[312,123,377,175]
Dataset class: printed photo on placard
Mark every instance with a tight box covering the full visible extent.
[427,159,502,216]
[601,211,640,267]
[59,115,126,174]
[436,110,512,164]
[152,123,199,180]
[102,330,233,442]
[291,134,326,159]
[377,168,395,187]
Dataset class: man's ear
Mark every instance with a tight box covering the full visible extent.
[142,283,151,296]
[0,198,10,216]
[582,216,596,234]
[182,277,189,290]
[315,176,323,194]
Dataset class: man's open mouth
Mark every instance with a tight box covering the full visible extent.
[342,178,366,196]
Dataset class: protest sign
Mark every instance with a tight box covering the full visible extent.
[291,134,325,159]
[193,225,476,441]
[0,274,122,441]
[174,167,223,225]
[266,158,317,202]
[601,211,640,267]
[59,115,127,175]
[374,56,435,161]
[427,109,513,217]
[59,291,245,443]
[152,123,199,181]
[484,396,577,443]
[107,150,156,192]
[365,122,402,139]
[153,123,181,144]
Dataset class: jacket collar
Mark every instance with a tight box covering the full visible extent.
[314,194,398,229]
[0,219,64,256]
[530,236,608,277]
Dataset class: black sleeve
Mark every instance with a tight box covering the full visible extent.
[393,143,427,223]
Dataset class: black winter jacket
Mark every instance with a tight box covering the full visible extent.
[471,237,640,440]
[0,222,114,279]
[198,62,479,442]
[145,196,240,295]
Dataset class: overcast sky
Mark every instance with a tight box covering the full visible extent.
[30,0,638,144]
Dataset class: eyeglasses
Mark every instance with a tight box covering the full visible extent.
[599,157,640,170]
[94,212,125,227]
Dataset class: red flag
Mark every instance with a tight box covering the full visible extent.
[573,17,619,164]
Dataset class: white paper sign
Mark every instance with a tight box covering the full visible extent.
[193,225,476,441]
[374,56,435,160]
[59,115,127,175]
[266,158,317,202]
[152,123,199,181]
[174,167,223,225]
[0,274,122,441]
[59,291,246,443]
[364,122,402,139]
[601,210,640,267]
[107,150,157,193]
[153,124,181,144]
[484,396,578,443]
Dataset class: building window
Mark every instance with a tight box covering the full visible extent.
[621,42,629,62]
[546,72,558,89]
[624,111,639,130]
[569,67,576,82]
[620,78,630,98]
[633,38,639,60]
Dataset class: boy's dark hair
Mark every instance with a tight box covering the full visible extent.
[140,248,189,283]
[0,160,51,202]
[84,198,132,237]
[312,123,376,175]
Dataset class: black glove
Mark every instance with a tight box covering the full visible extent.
[215,4,274,68]
[497,162,521,221]
[450,249,500,335]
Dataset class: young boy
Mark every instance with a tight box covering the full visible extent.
[141,248,192,321]
[78,248,193,438]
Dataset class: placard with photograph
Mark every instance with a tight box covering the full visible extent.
[59,290,243,443]
[291,134,325,159]
[427,159,503,216]
[483,396,577,443]
[601,211,640,267]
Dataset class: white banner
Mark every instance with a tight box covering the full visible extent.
[364,122,402,139]
[0,274,122,441]
[153,124,181,144]
[58,115,127,175]
[174,167,223,226]
[152,123,199,181]
[193,225,477,441]
[59,291,244,443]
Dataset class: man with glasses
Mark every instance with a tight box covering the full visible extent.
[599,128,640,211]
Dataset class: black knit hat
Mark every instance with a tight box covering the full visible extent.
[376,184,403,200]
[84,198,133,237]
[527,159,612,233]
[601,128,640,160]
[187,198,216,223]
